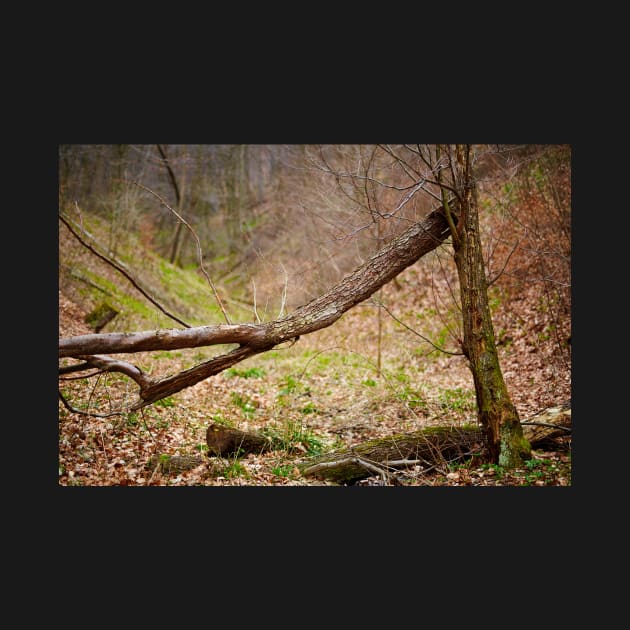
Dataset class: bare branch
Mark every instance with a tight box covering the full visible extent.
[251,279,261,323]
[487,238,522,286]
[58,389,125,418]
[520,421,571,432]
[377,144,423,180]
[278,263,289,318]
[129,180,232,325]
[437,145,461,249]
[60,207,453,410]
[59,323,267,357]
[77,354,152,389]
[156,144,181,206]
[378,302,463,356]
[130,345,260,409]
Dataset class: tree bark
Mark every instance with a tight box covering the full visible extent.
[59,208,451,410]
[206,423,275,457]
[156,144,186,266]
[450,144,530,467]
[299,425,485,484]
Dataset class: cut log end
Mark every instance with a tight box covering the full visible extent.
[206,423,274,458]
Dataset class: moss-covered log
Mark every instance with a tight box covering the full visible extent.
[520,401,571,449]
[298,402,571,483]
[298,425,486,484]
[84,302,118,332]
[146,454,205,474]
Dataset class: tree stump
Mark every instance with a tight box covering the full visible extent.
[84,302,118,332]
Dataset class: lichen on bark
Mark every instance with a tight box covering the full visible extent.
[499,421,531,468]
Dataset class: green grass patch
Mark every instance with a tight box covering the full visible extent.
[230,391,257,416]
[261,420,326,456]
[437,387,476,413]
[397,385,428,410]
[300,401,318,414]
[221,460,248,479]
[155,396,176,408]
[271,463,295,478]
[226,366,266,379]
[211,412,234,427]
[152,350,182,360]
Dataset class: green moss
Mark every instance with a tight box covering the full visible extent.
[498,423,531,468]
[84,302,117,328]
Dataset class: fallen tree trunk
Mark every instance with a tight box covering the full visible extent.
[298,426,485,484]
[298,403,571,484]
[519,401,571,449]
[147,454,205,474]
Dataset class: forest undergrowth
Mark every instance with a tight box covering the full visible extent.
[58,147,571,487]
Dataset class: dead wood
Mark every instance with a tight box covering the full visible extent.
[146,454,205,474]
[206,424,275,457]
[59,208,451,411]
[298,402,571,483]
[298,426,485,484]
[520,401,571,449]
[85,302,118,332]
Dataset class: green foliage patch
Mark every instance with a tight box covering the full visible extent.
[226,366,266,379]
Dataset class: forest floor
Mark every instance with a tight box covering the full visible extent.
[58,251,571,487]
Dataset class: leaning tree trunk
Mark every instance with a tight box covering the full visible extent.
[59,208,452,410]
[449,145,530,467]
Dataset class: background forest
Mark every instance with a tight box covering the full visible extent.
[58,144,571,486]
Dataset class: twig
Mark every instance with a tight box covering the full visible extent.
[520,421,571,432]
[60,208,190,328]
[379,302,463,356]
[251,279,261,323]
[354,457,389,482]
[487,237,521,287]
[302,456,388,482]
[278,262,289,318]
[128,180,232,325]
[76,354,152,389]
[58,390,125,418]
